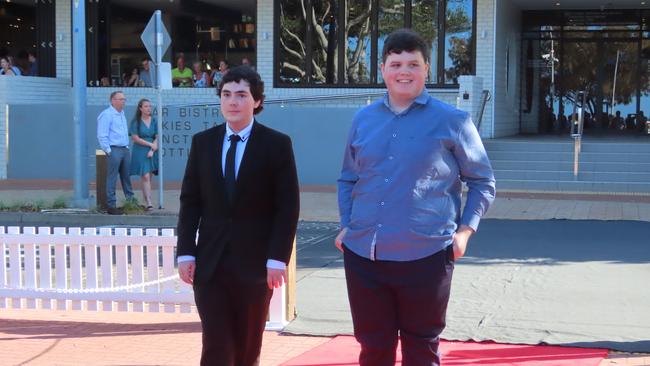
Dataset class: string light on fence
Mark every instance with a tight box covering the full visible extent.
[3,274,181,294]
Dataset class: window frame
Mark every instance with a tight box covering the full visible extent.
[273,0,476,88]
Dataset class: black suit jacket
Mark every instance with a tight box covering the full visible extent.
[176,121,300,285]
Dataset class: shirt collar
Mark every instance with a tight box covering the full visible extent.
[226,118,254,142]
[382,88,430,113]
[109,105,124,115]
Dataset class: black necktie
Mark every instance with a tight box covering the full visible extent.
[224,134,241,203]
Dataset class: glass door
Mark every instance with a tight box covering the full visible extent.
[561,40,638,135]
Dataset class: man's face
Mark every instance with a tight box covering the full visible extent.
[177,58,185,70]
[111,93,126,111]
[220,80,260,128]
[380,50,429,104]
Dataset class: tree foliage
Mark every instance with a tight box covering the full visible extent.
[278,0,473,85]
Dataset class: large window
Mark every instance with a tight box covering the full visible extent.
[86,0,257,87]
[275,0,475,87]
[0,1,56,77]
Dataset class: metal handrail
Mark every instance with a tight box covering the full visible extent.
[570,91,587,180]
[475,90,492,130]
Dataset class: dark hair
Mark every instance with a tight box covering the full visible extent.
[132,98,152,136]
[382,28,430,64]
[218,65,265,114]
[109,90,124,101]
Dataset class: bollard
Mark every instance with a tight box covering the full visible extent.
[96,150,107,209]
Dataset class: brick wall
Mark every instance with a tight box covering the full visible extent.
[56,0,72,81]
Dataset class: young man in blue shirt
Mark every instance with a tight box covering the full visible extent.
[336,29,496,365]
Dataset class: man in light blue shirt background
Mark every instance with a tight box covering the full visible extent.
[336,29,496,365]
[97,91,135,214]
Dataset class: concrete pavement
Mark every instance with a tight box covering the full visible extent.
[1,179,649,364]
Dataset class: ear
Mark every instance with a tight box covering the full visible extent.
[254,99,261,109]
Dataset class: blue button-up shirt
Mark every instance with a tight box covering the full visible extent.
[338,90,496,261]
[97,105,130,154]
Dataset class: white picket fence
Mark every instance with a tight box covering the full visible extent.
[0,226,287,330]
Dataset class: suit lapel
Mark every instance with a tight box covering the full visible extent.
[234,121,262,203]
[212,124,226,182]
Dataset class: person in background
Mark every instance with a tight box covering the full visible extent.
[172,56,193,87]
[192,61,208,88]
[126,67,140,87]
[139,57,156,87]
[129,98,158,211]
[241,56,254,70]
[210,59,229,87]
[336,29,495,365]
[28,51,38,76]
[97,91,136,215]
[0,56,20,76]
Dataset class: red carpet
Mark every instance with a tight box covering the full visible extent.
[281,336,608,366]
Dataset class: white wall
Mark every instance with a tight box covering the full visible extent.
[0,77,72,179]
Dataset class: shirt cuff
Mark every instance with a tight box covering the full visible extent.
[461,214,482,232]
[177,255,195,263]
[266,259,286,270]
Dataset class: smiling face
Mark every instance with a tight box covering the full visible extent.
[220,80,260,131]
[0,58,9,70]
[380,50,429,109]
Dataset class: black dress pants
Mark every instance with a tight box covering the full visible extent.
[193,263,272,366]
[343,245,455,366]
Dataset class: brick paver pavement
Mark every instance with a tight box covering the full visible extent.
[1,308,648,366]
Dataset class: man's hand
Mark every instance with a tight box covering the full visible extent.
[267,268,286,290]
[334,227,348,252]
[178,261,195,284]
[452,225,475,260]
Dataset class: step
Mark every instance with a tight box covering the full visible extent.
[484,140,650,154]
[494,170,650,183]
[487,150,650,163]
[496,179,650,193]
[491,160,650,173]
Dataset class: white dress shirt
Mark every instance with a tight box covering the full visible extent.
[177,119,286,270]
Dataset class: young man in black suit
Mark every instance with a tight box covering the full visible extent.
[176,66,300,366]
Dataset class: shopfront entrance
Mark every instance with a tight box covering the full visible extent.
[520,10,650,136]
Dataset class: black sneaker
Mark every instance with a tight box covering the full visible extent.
[107,207,123,215]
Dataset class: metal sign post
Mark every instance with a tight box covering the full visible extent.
[141,11,171,209]
[72,0,89,208]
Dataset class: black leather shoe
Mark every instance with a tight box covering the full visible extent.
[107,207,123,215]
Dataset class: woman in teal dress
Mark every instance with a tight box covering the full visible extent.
[129,98,158,211]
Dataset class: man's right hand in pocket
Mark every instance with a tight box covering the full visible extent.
[178,261,195,284]
[335,227,348,252]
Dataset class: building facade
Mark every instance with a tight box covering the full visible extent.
[1,0,648,184]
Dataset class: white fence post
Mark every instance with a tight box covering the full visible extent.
[145,228,160,312]
[0,226,7,308]
[115,228,129,312]
[161,228,175,313]
[8,226,22,309]
[38,226,53,309]
[84,227,99,311]
[99,227,113,311]
[130,228,145,312]
[53,227,68,310]
[23,227,37,309]
[69,228,83,310]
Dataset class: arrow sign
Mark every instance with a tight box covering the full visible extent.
[141,11,171,63]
